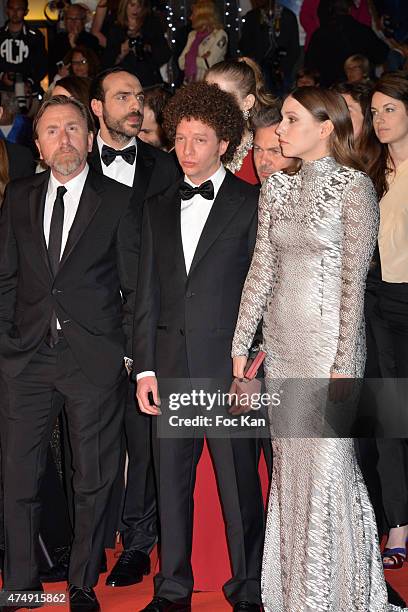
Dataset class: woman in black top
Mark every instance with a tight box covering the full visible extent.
[103,0,171,87]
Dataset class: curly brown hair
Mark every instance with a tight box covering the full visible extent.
[163,82,245,164]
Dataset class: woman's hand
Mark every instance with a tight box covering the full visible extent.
[233,355,248,379]
[117,40,130,63]
[329,371,354,403]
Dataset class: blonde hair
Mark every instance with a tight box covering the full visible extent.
[206,57,277,116]
[191,0,222,32]
[344,54,370,78]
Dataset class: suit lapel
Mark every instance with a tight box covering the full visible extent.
[161,181,188,281]
[188,172,244,277]
[29,170,52,278]
[88,141,103,174]
[58,171,102,271]
[133,138,155,202]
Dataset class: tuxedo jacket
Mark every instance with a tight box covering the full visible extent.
[132,171,259,380]
[88,137,181,205]
[0,168,139,387]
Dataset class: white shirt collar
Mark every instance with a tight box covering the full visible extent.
[184,164,226,197]
[48,163,89,199]
[97,131,137,153]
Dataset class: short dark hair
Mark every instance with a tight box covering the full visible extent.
[33,95,95,138]
[90,67,137,103]
[7,0,28,9]
[163,82,244,164]
[251,104,282,130]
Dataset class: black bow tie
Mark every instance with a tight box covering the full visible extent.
[179,180,214,201]
[101,144,136,166]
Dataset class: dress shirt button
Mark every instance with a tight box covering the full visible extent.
[186,291,195,299]
[51,288,61,295]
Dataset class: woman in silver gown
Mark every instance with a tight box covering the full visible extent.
[231,87,406,611]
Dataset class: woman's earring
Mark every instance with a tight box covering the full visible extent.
[242,109,250,121]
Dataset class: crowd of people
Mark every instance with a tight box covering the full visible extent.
[0,0,408,612]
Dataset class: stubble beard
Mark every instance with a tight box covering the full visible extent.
[103,109,143,145]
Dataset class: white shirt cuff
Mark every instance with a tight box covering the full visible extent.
[136,370,156,381]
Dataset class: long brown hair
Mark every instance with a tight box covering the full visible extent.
[0,139,10,205]
[116,0,150,28]
[365,72,408,198]
[290,86,364,173]
[332,81,374,164]
[205,58,277,117]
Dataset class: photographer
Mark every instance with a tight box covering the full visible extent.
[103,0,171,87]
[0,0,47,96]
[239,0,299,95]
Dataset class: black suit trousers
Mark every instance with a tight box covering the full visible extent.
[1,338,127,590]
[152,429,264,605]
[363,282,408,528]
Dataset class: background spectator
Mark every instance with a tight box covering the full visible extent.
[332,80,373,160]
[206,57,277,183]
[295,65,319,86]
[92,0,120,47]
[344,53,371,82]
[48,75,92,107]
[178,0,227,83]
[48,4,100,81]
[251,103,297,181]
[306,0,388,86]
[0,0,47,95]
[138,85,171,149]
[103,0,171,87]
[63,45,101,79]
[300,0,372,50]
[239,0,300,95]
[0,90,33,150]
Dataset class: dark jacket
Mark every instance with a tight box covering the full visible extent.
[0,22,47,92]
[5,139,35,179]
[239,7,300,86]
[132,171,259,380]
[0,168,138,386]
[306,15,389,86]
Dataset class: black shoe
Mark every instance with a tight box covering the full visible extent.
[40,548,107,583]
[40,546,70,583]
[105,548,150,587]
[386,580,407,607]
[139,597,191,612]
[68,585,100,612]
[233,603,262,612]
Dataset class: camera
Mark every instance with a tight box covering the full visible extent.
[128,36,145,61]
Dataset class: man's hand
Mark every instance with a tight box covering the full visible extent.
[136,375,161,415]
[232,355,248,379]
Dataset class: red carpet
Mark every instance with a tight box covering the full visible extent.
[1,543,408,611]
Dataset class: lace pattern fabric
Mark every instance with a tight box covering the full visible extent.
[232,158,406,610]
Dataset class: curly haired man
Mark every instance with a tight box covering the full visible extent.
[133,81,264,612]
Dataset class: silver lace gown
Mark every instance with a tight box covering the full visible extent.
[232,157,406,612]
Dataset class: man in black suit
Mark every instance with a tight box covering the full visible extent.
[0,95,138,612]
[88,67,180,588]
[134,82,264,612]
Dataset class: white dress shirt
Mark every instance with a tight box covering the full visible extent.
[44,164,89,328]
[97,132,137,187]
[137,164,226,381]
